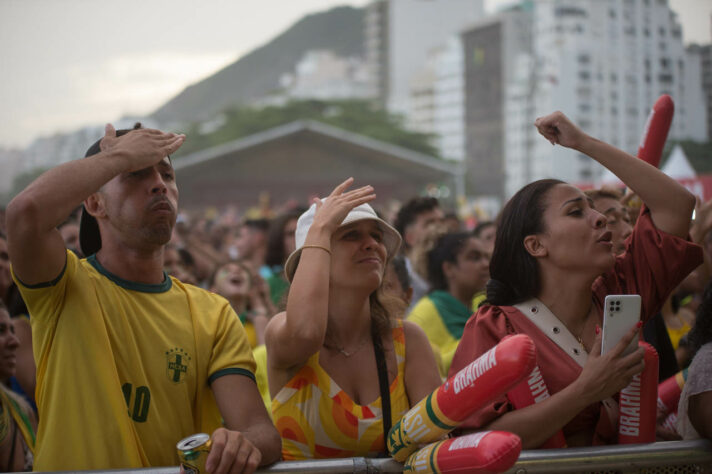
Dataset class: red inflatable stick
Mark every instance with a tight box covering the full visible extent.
[388,334,536,461]
[637,95,674,168]
[403,431,522,474]
[507,365,567,449]
[619,343,659,443]
[657,368,688,416]
[662,412,679,433]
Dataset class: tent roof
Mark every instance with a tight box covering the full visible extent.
[174,119,458,176]
[662,144,697,179]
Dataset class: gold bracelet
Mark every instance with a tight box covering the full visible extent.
[301,245,332,256]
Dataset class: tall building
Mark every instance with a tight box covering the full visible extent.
[683,45,709,142]
[692,43,712,141]
[405,36,467,163]
[433,37,467,162]
[504,0,707,196]
[461,5,533,198]
[364,0,484,116]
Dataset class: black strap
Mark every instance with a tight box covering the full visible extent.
[371,321,391,452]
[6,417,17,471]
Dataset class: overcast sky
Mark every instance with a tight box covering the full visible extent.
[1,0,710,150]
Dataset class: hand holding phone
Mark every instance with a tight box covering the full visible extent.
[601,295,641,356]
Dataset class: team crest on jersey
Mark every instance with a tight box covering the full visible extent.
[165,347,191,383]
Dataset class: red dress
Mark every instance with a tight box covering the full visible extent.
[449,208,703,445]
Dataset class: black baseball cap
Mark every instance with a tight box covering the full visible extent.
[79,123,149,256]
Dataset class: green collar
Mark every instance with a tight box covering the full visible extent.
[429,290,472,340]
[87,254,172,293]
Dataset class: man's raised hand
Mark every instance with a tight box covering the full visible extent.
[99,124,185,172]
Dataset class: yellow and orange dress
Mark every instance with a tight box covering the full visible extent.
[271,321,409,460]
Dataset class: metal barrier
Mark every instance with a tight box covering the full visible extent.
[40,440,712,474]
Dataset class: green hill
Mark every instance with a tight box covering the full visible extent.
[151,6,364,124]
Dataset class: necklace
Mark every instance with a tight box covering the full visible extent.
[323,338,369,357]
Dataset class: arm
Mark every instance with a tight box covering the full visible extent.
[482,324,645,449]
[246,274,276,346]
[13,317,35,400]
[6,126,185,285]
[535,112,695,238]
[265,178,375,370]
[207,374,282,474]
[690,197,712,282]
[403,321,442,405]
[688,390,712,439]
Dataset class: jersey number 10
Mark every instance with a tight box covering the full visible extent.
[122,383,151,423]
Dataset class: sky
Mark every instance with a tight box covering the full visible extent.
[1,0,710,150]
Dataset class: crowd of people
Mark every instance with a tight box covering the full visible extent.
[0,111,710,472]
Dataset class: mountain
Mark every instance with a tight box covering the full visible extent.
[151,6,365,124]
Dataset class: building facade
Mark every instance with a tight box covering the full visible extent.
[364,0,484,116]
[505,0,707,196]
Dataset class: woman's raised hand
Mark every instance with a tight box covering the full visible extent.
[309,178,376,236]
[574,323,646,405]
[534,111,588,150]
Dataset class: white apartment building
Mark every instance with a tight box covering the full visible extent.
[433,37,467,162]
[364,0,484,117]
[506,0,707,195]
[280,50,374,101]
[407,36,467,162]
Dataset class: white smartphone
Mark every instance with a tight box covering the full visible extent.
[601,294,641,356]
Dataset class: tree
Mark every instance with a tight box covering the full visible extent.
[1,167,49,206]
[171,99,441,159]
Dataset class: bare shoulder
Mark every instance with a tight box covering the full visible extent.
[402,320,432,348]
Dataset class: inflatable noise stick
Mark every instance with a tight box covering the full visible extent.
[619,342,659,444]
[388,334,536,462]
[403,431,522,474]
[657,368,688,417]
[507,365,567,449]
[637,95,674,168]
[661,411,679,433]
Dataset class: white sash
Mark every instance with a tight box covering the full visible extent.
[514,298,589,367]
[513,298,618,421]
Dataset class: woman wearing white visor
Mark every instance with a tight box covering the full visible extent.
[265,178,441,460]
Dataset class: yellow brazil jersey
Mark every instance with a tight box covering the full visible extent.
[13,250,256,470]
[407,297,459,376]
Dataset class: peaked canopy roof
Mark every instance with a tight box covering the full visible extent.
[173,120,461,208]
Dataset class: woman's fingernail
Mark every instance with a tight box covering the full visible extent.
[595,325,600,335]
[636,321,643,328]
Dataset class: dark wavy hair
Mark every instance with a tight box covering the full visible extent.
[486,179,565,305]
[687,280,712,360]
[427,232,473,291]
[265,209,304,268]
[393,197,440,249]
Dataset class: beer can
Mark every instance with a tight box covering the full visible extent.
[177,433,212,474]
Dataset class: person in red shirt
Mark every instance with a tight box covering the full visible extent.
[450,111,703,448]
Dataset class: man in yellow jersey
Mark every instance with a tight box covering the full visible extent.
[5,124,280,472]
